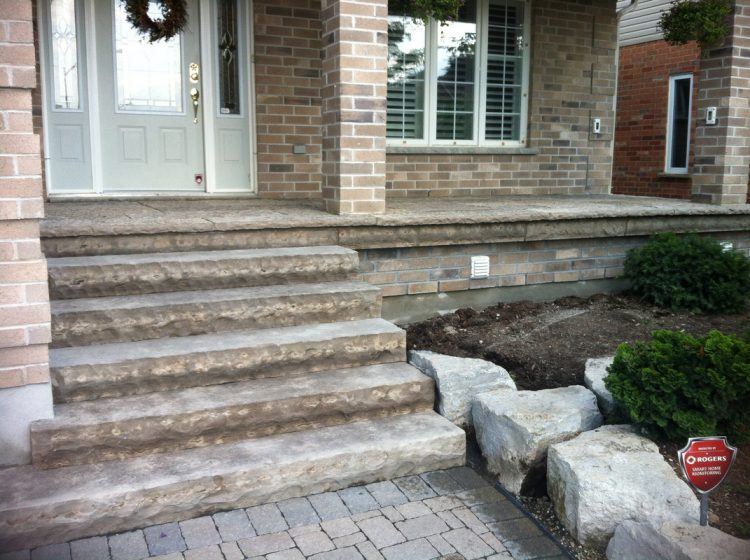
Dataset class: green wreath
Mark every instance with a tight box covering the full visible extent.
[122,0,188,42]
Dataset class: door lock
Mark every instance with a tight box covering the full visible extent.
[189,62,200,83]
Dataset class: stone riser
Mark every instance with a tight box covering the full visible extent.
[47,246,359,299]
[41,228,339,258]
[31,364,434,469]
[0,413,466,552]
[50,282,382,348]
[51,319,406,403]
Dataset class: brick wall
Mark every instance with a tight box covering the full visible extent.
[385,0,618,198]
[0,0,53,467]
[360,231,750,298]
[692,1,750,205]
[612,40,700,199]
[254,0,324,199]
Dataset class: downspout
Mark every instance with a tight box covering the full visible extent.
[609,0,641,194]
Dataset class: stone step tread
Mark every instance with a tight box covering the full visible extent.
[51,281,379,315]
[0,412,466,551]
[51,318,402,368]
[33,363,427,429]
[47,245,356,268]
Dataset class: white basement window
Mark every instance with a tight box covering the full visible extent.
[387,0,530,147]
[665,73,693,174]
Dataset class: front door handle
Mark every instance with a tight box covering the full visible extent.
[190,87,200,124]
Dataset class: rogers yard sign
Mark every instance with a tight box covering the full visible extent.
[678,436,737,494]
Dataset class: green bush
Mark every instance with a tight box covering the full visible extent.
[659,0,732,50]
[624,233,750,313]
[605,330,750,443]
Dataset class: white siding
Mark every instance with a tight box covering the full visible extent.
[617,0,671,46]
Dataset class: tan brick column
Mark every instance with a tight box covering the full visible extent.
[692,2,750,205]
[0,0,53,466]
[320,0,387,214]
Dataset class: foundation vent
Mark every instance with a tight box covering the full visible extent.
[471,256,490,279]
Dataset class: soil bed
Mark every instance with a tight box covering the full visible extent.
[406,292,750,550]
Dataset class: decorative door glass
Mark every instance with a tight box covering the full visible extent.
[50,0,80,110]
[114,0,183,113]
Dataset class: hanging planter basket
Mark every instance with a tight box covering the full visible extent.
[122,0,188,43]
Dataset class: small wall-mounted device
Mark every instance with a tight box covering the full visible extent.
[470,256,490,279]
[593,118,602,135]
[706,107,717,126]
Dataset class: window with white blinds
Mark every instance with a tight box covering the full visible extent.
[386,0,530,146]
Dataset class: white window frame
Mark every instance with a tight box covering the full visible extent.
[665,72,693,175]
[387,0,531,148]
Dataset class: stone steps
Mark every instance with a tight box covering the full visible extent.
[0,411,466,552]
[31,363,433,469]
[47,246,359,299]
[50,281,381,348]
[51,318,406,403]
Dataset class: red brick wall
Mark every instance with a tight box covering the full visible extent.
[612,40,700,199]
[0,0,51,389]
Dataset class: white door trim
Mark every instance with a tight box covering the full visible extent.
[41,0,257,198]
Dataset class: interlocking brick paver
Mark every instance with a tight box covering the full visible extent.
[333,532,367,548]
[179,516,221,549]
[442,528,494,560]
[278,497,321,528]
[423,496,463,513]
[421,471,465,495]
[309,547,365,560]
[503,536,564,559]
[457,487,506,508]
[395,514,449,540]
[427,534,455,555]
[309,492,351,521]
[266,549,305,560]
[452,508,488,534]
[246,503,288,535]
[31,543,71,560]
[380,537,438,560]
[321,517,359,539]
[339,486,378,515]
[365,481,408,507]
[487,518,542,542]
[70,536,109,560]
[219,542,245,560]
[213,509,255,542]
[445,467,487,491]
[183,544,223,560]
[356,541,384,560]
[11,469,567,560]
[379,506,404,523]
[393,476,437,501]
[472,501,525,524]
[396,501,431,519]
[143,523,186,557]
[109,530,149,560]
[293,530,334,556]
[237,532,295,557]
[437,510,464,529]
[356,516,405,549]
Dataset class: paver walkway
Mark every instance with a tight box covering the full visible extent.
[1,467,569,560]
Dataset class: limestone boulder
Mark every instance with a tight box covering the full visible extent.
[547,425,698,549]
[409,350,516,427]
[606,520,750,560]
[583,357,616,416]
[472,386,603,495]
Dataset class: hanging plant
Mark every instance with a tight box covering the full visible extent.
[390,0,464,23]
[122,0,188,43]
[659,0,733,50]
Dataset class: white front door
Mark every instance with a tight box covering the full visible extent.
[40,0,256,196]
